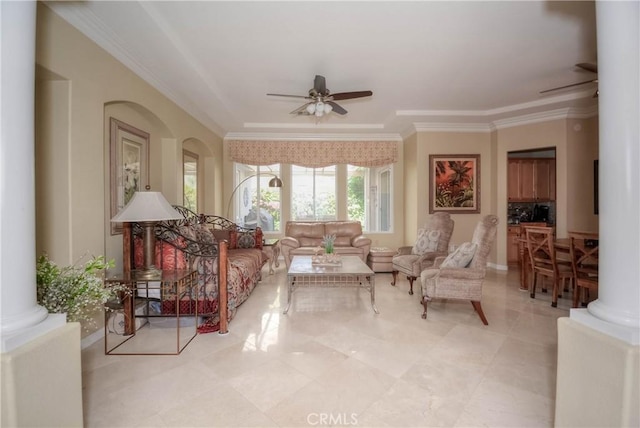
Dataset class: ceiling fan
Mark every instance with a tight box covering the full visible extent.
[267,75,373,117]
[540,63,598,97]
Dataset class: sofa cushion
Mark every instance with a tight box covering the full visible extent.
[440,242,477,268]
[325,221,363,246]
[286,222,326,247]
[412,229,441,255]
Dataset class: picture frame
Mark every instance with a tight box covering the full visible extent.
[110,117,150,234]
[429,154,480,214]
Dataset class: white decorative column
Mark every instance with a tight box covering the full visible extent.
[1,3,83,426]
[572,0,640,343]
[556,2,639,426]
[1,0,64,352]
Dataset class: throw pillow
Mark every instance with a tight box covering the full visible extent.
[194,224,215,245]
[228,229,238,249]
[238,232,256,249]
[440,242,477,268]
[412,229,441,255]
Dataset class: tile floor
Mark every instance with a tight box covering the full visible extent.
[82,265,571,427]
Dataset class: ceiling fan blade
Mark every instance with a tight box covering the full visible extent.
[331,90,373,101]
[576,62,598,73]
[267,93,311,100]
[314,75,327,95]
[327,101,347,115]
[539,79,598,94]
[290,102,313,115]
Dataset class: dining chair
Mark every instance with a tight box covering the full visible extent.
[525,226,573,307]
[568,232,599,307]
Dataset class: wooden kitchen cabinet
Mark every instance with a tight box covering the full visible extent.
[507,158,556,202]
[534,159,556,201]
[507,161,521,201]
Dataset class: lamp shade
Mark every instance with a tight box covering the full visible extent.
[268,176,283,188]
[111,191,182,222]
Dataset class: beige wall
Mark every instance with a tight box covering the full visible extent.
[35,3,223,269]
[413,131,496,262]
[35,4,223,336]
[495,116,599,266]
[566,117,599,234]
[401,116,599,268]
[402,134,418,245]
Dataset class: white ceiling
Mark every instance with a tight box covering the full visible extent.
[45,1,598,139]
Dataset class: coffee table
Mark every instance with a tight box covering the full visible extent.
[283,255,379,314]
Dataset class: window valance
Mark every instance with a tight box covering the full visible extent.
[228,140,398,168]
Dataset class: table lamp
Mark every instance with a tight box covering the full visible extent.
[111,189,182,279]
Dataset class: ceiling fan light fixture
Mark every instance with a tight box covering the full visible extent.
[268,75,372,117]
[306,103,316,114]
[315,101,325,117]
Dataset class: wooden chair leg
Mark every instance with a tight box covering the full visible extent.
[391,270,398,286]
[530,273,537,299]
[471,301,489,325]
[551,276,559,308]
[572,284,580,308]
[407,276,415,295]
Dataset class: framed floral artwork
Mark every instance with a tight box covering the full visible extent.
[110,117,150,234]
[429,154,480,214]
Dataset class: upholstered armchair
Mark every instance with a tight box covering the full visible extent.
[391,212,454,295]
[419,215,499,324]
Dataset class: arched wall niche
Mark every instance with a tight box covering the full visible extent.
[182,137,215,213]
[103,100,177,271]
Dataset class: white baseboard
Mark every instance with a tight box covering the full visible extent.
[81,328,104,349]
[488,262,508,271]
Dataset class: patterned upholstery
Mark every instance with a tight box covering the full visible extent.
[419,215,499,324]
[391,212,454,295]
[130,208,266,333]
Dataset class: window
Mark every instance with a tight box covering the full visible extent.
[347,165,392,232]
[183,150,198,212]
[230,164,281,232]
[292,165,336,221]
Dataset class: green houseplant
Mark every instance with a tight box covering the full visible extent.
[322,234,336,254]
[36,253,124,330]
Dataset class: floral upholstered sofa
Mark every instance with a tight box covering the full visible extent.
[280,221,371,268]
[126,207,266,333]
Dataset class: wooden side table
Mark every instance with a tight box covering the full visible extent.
[263,238,280,274]
[367,247,396,273]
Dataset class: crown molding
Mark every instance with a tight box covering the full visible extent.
[412,122,494,133]
[493,105,598,130]
[396,89,595,119]
[242,122,385,130]
[566,104,599,119]
[44,1,227,138]
[224,133,402,142]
